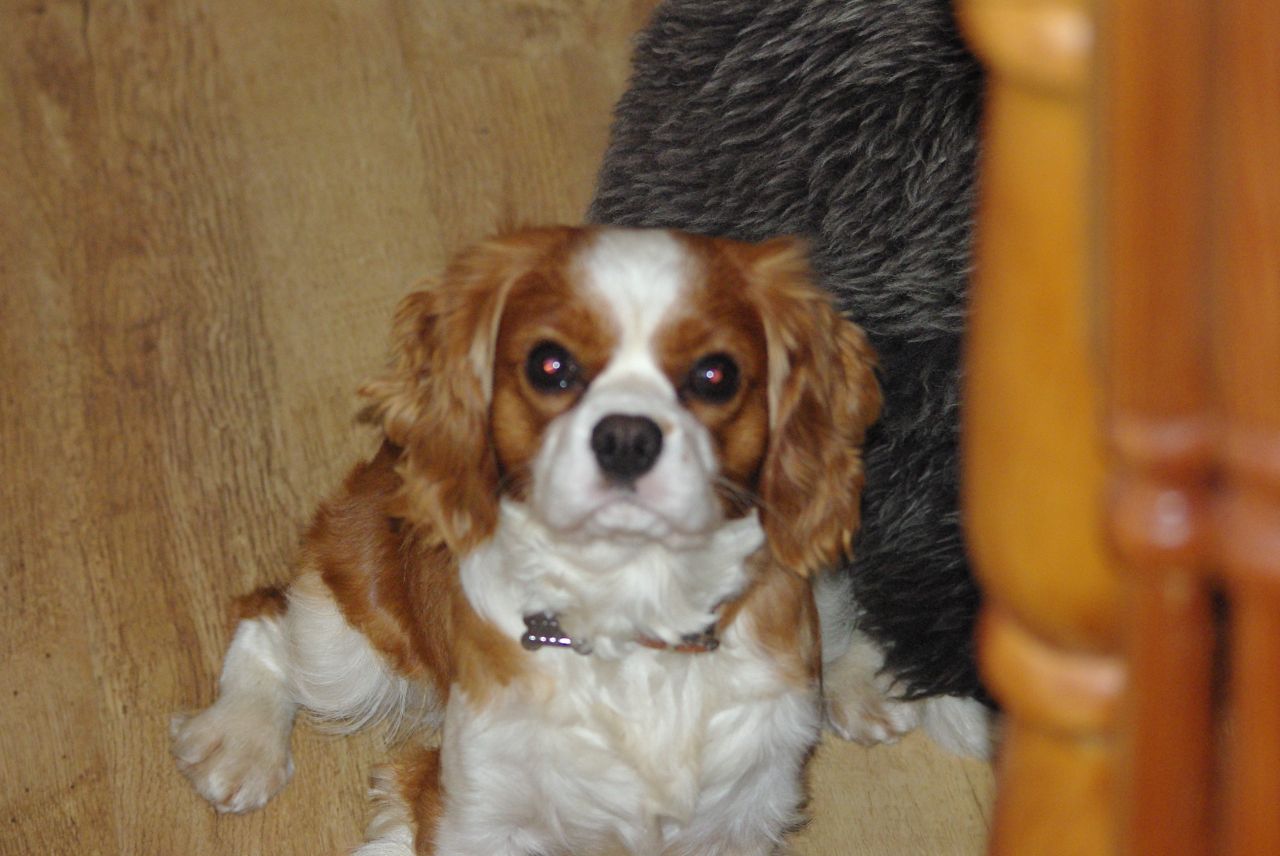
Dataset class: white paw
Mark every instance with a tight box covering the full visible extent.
[824,681,920,745]
[170,701,294,813]
[350,829,414,849]
[349,835,416,856]
[822,641,920,746]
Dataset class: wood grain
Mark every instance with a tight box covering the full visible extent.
[0,2,991,853]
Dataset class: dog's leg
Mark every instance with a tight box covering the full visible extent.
[170,587,297,813]
[352,744,443,856]
[172,571,429,813]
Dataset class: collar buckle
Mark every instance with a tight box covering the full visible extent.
[521,612,593,655]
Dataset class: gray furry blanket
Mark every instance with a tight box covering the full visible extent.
[589,0,987,701]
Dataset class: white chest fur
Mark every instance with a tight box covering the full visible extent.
[438,625,820,856]
[442,505,821,856]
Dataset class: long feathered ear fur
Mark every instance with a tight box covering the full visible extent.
[360,227,577,554]
[733,237,882,577]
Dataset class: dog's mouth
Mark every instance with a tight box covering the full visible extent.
[583,491,674,538]
[540,481,721,546]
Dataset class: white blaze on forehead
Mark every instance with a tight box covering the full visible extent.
[573,229,695,369]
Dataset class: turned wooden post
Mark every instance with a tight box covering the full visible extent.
[1214,1,1280,853]
[1096,2,1217,855]
[957,1,1123,853]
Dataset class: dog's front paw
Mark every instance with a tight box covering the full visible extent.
[170,701,294,813]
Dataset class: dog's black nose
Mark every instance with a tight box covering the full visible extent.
[591,414,663,483]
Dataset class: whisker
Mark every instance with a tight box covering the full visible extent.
[711,475,765,514]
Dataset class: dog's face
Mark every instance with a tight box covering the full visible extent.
[364,226,880,575]
[492,229,772,542]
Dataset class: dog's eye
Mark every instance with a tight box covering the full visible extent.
[685,353,740,404]
[526,341,582,393]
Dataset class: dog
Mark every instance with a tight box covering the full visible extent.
[172,225,898,854]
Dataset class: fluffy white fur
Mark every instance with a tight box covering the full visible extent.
[436,670,817,856]
[466,502,764,660]
[442,513,819,854]
[286,573,436,737]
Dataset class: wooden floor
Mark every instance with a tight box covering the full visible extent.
[0,2,992,853]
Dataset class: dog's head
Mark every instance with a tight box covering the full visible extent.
[362,226,879,577]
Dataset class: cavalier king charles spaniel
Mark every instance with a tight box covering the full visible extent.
[172,226,980,855]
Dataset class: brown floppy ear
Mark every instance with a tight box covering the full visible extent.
[360,227,577,553]
[732,237,882,576]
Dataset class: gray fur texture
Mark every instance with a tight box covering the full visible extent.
[589,0,987,701]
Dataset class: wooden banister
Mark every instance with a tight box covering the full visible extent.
[957,1,1123,853]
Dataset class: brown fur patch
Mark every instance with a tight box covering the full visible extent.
[360,227,587,555]
[300,442,525,702]
[398,744,445,855]
[365,743,444,855]
[230,586,289,625]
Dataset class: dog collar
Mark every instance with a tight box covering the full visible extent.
[520,612,720,656]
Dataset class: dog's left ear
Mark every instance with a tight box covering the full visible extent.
[729,237,882,577]
[361,227,578,553]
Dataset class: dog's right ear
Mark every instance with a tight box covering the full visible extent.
[360,227,579,553]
